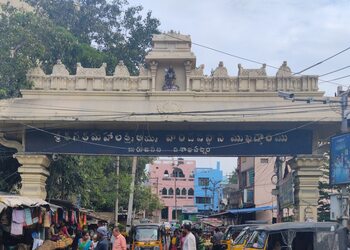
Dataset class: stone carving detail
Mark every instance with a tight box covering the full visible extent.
[76,62,106,76]
[52,59,69,76]
[238,63,267,77]
[28,62,45,76]
[138,64,149,77]
[276,61,292,77]
[213,62,228,77]
[163,66,179,91]
[191,64,204,76]
[114,60,130,77]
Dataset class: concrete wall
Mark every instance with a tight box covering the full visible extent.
[254,157,276,222]
[149,159,195,220]
[194,162,223,212]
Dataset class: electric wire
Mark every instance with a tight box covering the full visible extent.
[294,46,350,75]
[163,33,349,88]
[319,65,350,77]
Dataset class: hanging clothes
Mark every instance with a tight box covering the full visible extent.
[44,211,51,228]
[12,209,25,224]
[11,221,23,235]
[24,208,33,226]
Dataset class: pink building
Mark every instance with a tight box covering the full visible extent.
[149,159,195,221]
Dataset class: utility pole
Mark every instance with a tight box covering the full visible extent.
[126,156,137,231]
[339,89,349,227]
[115,156,120,226]
[174,171,177,221]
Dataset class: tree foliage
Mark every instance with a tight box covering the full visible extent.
[26,0,160,73]
[318,153,331,221]
[0,1,161,214]
[46,156,160,212]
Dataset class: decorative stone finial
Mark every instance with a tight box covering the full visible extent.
[213,61,228,77]
[52,59,69,76]
[114,60,130,77]
[138,64,148,76]
[276,61,292,77]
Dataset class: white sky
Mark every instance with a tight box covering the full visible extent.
[130,0,350,174]
[129,0,350,96]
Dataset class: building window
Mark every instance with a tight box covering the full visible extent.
[195,197,211,204]
[172,168,185,178]
[198,178,209,186]
[248,169,254,187]
[176,188,180,195]
[162,188,167,195]
[241,171,247,188]
[188,188,194,196]
[181,188,187,196]
[260,158,269,164]
[168,188,174,195]
[164,170,169,177]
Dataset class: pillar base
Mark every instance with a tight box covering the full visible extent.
[14,154,50,199]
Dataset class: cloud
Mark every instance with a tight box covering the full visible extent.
[130,0,350,95]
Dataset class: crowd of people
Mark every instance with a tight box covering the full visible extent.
[66,223,225,250]
[167,224,225,250]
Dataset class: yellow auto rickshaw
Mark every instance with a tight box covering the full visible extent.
[220,224,256,250]
[231,225,260,250]
[130,223,166,250]
[244,222,347,250]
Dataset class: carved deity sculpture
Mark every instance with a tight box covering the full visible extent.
[162,66,179,91]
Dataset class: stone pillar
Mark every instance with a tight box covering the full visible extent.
[14,154,50,199]
[289,155,323,222]
[184,60,192,91]
[150,61,158,91]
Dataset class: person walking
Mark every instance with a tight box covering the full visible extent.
[182,224,196,250]
[112,227,127,250]
[211,228,224,250]
[78,231,92,250]
[94,227,109,250]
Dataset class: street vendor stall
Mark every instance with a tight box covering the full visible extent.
[0,194,49,250]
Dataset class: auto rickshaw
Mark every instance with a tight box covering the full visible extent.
[244,222,347,250]
[231,225,260,250]
[130,223,166,250]
[221,224,261,250]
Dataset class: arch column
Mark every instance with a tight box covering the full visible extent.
[14,154,50,199]
[289,155,323,222]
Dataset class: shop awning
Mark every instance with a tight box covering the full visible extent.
[209,205,276,217]
[0,195,49,213]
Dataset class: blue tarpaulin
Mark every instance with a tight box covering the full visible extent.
[209,205,276,217]
[228,205,276,214]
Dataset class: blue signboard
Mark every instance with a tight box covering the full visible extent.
[330,133,350,185]
[25,129,312,156]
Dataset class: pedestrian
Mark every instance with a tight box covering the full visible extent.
[112,227,127,250]
[78,231,92,250]
[170,229,181,250]
[94,227,109,250]
[182,224,196,250]
[211,228,224,250]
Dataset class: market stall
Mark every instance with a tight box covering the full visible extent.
[0,194,49,250]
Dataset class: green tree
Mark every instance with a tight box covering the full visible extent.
[26,0,160,73]
[46,156,157,212]
[318,153,331,221]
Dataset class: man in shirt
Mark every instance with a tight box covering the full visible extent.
[211,227,224,250]
[182,224,196,250]
[112,227,127,250]
[95,226,109,250]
